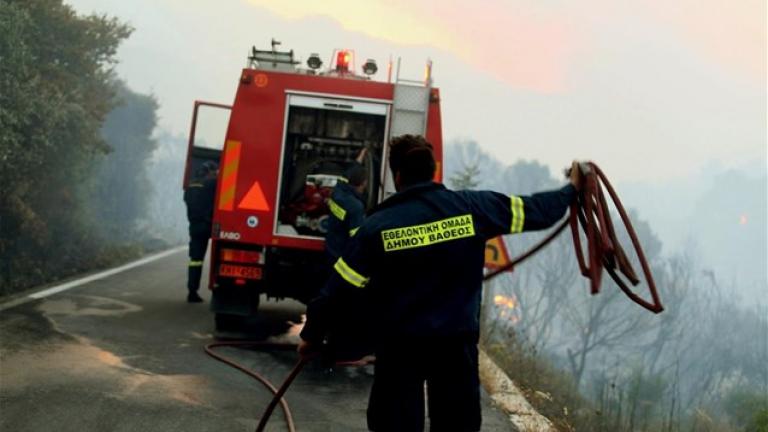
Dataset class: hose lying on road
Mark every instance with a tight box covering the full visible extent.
[206,161,664,432]
[204,341,306,432]
[483,162,664,314]
[205,341,373,432]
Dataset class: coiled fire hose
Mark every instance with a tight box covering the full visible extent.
[484,162,664,314]
[206,161,664,432]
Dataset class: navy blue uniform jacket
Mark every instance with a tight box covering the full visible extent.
[302,181,577,345]
[325,181,366,259]
[184,177,216,224]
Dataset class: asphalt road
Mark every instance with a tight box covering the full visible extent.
[0,248,514,431]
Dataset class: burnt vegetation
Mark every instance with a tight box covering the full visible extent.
[447,140,768,431]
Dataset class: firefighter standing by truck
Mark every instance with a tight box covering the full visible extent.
[325,148,368,264]
[184,161,218,303]
[322,148,374,360]
[299,135,582,431]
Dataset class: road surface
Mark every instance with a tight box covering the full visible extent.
[0,248,515,431]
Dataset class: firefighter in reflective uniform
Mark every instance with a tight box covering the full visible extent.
[184,161,218,303]
[322,149,370,360]
[325,151,368,264]
[299,135,582,432]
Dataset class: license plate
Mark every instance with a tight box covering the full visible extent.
[219,264,262,280]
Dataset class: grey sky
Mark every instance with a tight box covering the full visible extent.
[67,0,766,183]
[60,0,767,296]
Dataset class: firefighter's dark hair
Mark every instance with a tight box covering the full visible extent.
[389,135,436,186]
[196,161,219,178]
[345,163,367,187]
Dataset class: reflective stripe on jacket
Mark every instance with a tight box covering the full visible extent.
[325,182,365,259]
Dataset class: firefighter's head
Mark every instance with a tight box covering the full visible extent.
[345,164,368,193]
[197,161,219,179]
[389,135,435,190]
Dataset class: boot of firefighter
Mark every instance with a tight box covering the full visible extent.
[187,265,204,303]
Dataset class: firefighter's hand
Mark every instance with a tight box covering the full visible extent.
[569,160,585,191]
[355,147,368,163]
[297,339,321,360]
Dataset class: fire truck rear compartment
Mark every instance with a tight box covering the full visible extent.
[276,103,387,238]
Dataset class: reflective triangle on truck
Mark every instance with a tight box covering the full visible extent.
[238,181,270,211]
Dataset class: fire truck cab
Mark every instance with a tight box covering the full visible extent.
[183,41,443,329]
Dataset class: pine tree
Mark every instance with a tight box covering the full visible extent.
[449,161,481,190]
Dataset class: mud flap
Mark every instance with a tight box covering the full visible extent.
[210,286,260,316]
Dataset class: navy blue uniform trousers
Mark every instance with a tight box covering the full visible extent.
[368,338,481,432]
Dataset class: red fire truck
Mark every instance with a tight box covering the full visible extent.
[183,41,443,329]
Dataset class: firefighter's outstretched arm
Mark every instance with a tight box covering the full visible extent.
[461,182,578,239]
[519,184,577,231]
[516,160,583,231]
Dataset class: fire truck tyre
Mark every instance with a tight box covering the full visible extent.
[215,313,242,332]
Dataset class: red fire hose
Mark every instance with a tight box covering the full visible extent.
[204,341,305,432]
[484,162,664,314]
[205,341,372,432]
[207,161,664,432]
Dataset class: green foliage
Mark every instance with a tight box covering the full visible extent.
[0,0,132,182]
[144,131,189,244]
[724,389,768,431]
[449,161,481,190]
[501,159,559,194]
[751,409,768,432]
[0,0,147,294]
[89,82,159,240]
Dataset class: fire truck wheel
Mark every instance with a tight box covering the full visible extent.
[215,313,242,332]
